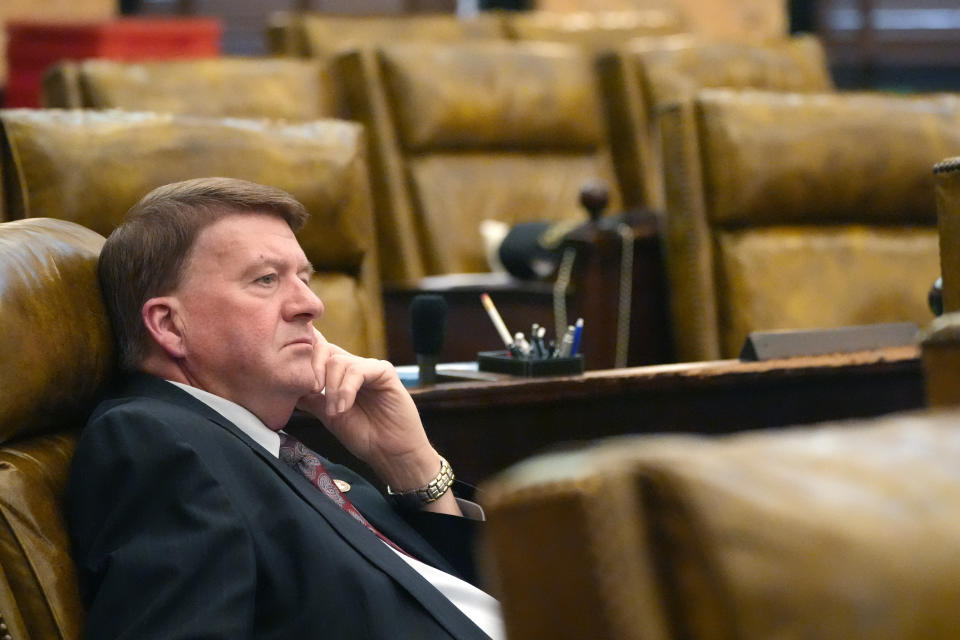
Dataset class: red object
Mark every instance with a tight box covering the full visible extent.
[4,18,222,107]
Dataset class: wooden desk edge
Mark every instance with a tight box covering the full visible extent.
[409,345,922,410]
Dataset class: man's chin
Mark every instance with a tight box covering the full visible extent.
[287,370,322,397]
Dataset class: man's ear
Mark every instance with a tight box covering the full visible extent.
[142,296,187,359]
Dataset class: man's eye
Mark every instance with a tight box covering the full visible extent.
[257,274,278,285]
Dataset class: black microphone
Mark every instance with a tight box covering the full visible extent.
[497,221,558,280]
[410,294,447,385]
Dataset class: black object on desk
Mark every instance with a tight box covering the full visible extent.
[478,350,584,377]
[411,294,448,385]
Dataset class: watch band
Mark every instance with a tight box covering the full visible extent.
[386,456,454,510]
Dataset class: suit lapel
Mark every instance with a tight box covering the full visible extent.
[120,374,490,640]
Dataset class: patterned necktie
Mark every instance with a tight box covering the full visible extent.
[278,432,412,557]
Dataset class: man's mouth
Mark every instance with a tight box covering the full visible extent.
[285,338,314,348]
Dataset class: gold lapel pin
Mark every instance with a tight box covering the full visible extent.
[334,479,351,493]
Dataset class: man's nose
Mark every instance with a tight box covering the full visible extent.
[287,276,324,321]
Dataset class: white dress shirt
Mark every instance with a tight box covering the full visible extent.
[168,380,505,640]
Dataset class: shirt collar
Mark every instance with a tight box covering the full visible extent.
[167,380,281,458]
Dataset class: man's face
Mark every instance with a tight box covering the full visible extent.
[171,212,323,415]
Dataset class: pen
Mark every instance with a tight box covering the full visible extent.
[480,293,517,354]
[558,324,575,357]
[570,318,584,357]
[514,332,532,358]
[535,325,547,359]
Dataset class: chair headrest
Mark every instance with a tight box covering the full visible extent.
[377,41,606,151]
[0,109,373,273]
[693,89,960,225]
[0,218,112,445]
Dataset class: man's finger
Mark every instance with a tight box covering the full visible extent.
[311,327,330,391]
[322,354,349,417]
[329,363,365,415]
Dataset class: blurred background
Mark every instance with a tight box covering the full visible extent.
[5,0,960,98]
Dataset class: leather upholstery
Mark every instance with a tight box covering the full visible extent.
[502,9,684,50]
[660,90,953,361]
[669,0,788,42]
[337,41,621,282]
[533,0,787,43]
[268,11,505,58]
[598,35,833,209]
[0,217,111,640]
[480,408,960,640]
[0,109,385,358]
[42,57,342,121]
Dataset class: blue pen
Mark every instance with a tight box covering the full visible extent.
[569,318,584,356]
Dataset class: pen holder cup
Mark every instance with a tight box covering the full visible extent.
[477,351,585,377]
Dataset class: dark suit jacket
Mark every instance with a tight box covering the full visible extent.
[67,373,492,639]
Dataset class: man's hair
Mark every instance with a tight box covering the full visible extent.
[99,177,310,371]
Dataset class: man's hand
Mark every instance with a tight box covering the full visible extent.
[297,329,461,515]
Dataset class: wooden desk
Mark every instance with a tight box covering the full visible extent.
[288,346,925,486]
[382,210,672,370]
[383,273,561,366]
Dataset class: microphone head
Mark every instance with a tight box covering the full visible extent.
[498,221,559,280]
[410,294,448,356]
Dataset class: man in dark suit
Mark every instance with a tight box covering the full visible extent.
[68,177,503,639]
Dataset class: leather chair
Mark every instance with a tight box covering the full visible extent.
[41,57,342,121]
[598,34,834,209]
[0,109,386,358]
[266,11,505,59]
[334,40,668,369]
[336,40,622,283]
[659,89,957,361]
[531,0,788,43]
[667,0,789,42]
[0,217,111,640]
[501,9,685,52]
[478,405,960,640]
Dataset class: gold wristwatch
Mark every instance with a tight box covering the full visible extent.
[386,456,454,510]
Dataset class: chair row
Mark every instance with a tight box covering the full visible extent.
[267,9,681,59]
[27,72,956,364]
[41,36,832,285]
[36,35,834,369]
[266,4,788,60]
